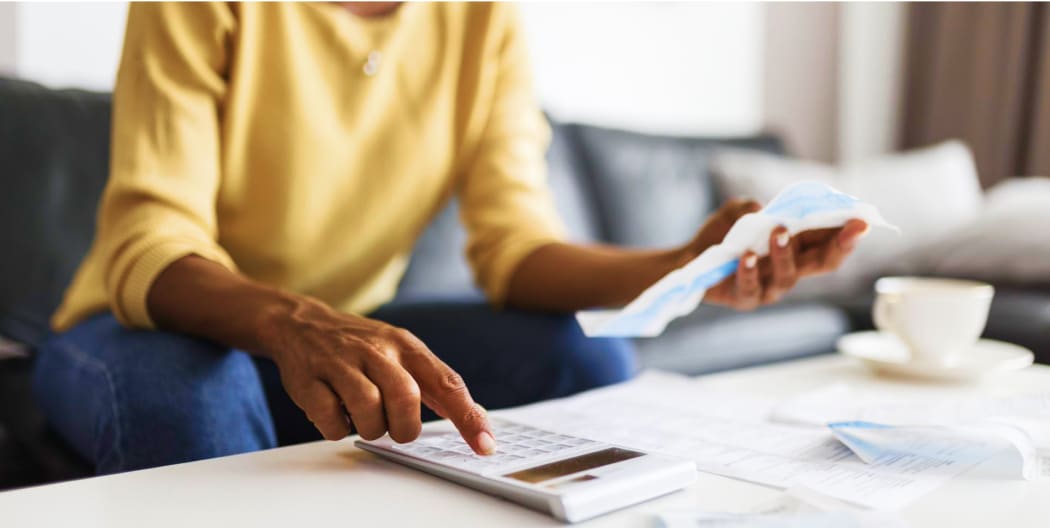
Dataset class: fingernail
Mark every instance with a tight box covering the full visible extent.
[860,225,871,237]
[744,254,757,268]
[477,431,497,455]
[776,231,789,248]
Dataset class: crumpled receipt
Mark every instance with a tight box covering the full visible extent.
[829,420,1050,481]
[773,385,1050,480]
[576,181,897,337]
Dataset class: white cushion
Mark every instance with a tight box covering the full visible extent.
[910,177,1050,286]
[711,141,983,299]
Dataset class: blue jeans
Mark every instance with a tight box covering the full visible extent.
[32,301,636,474]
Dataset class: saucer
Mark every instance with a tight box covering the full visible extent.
[837,331,1034,381]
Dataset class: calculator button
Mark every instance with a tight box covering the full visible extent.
[374,419,608,475]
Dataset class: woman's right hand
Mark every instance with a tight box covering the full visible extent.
[148,255,495,454]
[259,297,496,454]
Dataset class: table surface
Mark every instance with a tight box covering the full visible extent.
[4,354,1049,527]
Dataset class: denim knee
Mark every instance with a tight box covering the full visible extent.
[542,314,638,391]
[370,300,637,407]
[480,311,638,401]
[33,314,276,474]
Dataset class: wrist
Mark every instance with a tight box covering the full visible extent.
[249,288,312,361]
[673,240,704,269]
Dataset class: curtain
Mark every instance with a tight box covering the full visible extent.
[900,2,1050,187]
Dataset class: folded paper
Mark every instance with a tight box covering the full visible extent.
[829,420,1050,480]
[577,181,898,337]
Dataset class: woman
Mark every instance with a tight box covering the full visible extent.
[34,2,867,474]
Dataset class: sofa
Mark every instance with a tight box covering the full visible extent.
[1,76,1046,490]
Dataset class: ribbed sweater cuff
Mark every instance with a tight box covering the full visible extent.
[114,240,235,329]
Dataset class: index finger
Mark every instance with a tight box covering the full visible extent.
[798,219,870,276]
[793,226,839,248]
[837,219,870,249]
[794,218,869,249]
[397,340,495,456]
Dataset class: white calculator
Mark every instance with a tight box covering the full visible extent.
[355,418,696,523]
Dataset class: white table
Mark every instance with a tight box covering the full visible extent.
[4,355,1049,527]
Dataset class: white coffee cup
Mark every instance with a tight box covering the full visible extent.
[873,277,994,367]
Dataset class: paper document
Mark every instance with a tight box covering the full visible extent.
[828,421,1046,480]
[577,181,897,337]
[772,384,1050,427]
[774,385,1050,480]
[495,372,977,510]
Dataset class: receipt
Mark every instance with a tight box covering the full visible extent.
[828,421,1048,480]
[577,181,897,337]
[776,387,1050,480]
[829,421,1007,467]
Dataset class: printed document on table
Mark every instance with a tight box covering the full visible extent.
[771,384,1050,427]
[495,372,982,510]
[773,385,1050,479]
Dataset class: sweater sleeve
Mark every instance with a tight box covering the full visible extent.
[99,2,238,328]
[457,4,567,306]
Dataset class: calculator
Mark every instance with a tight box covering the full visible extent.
[355,418,696,523]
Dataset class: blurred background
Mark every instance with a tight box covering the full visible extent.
[2,2,1046,177]
[0,2,897,163]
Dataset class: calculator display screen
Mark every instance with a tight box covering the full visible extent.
[502,448,644,484]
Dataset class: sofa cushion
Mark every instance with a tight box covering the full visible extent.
[392,199,480,302]
[571,126,785,248]
[395,118,601,300]
[396,123,785,300]
[711,141,983,301]
[904,177,1050,289]
[0,357,92,489]
[635,302,850,375]
[0,78,111,348]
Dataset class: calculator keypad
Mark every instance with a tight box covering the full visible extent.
[386,420,601,475]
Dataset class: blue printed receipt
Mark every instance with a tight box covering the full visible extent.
[576,181,897,337]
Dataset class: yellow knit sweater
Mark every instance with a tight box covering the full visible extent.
[52,2,565,331]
